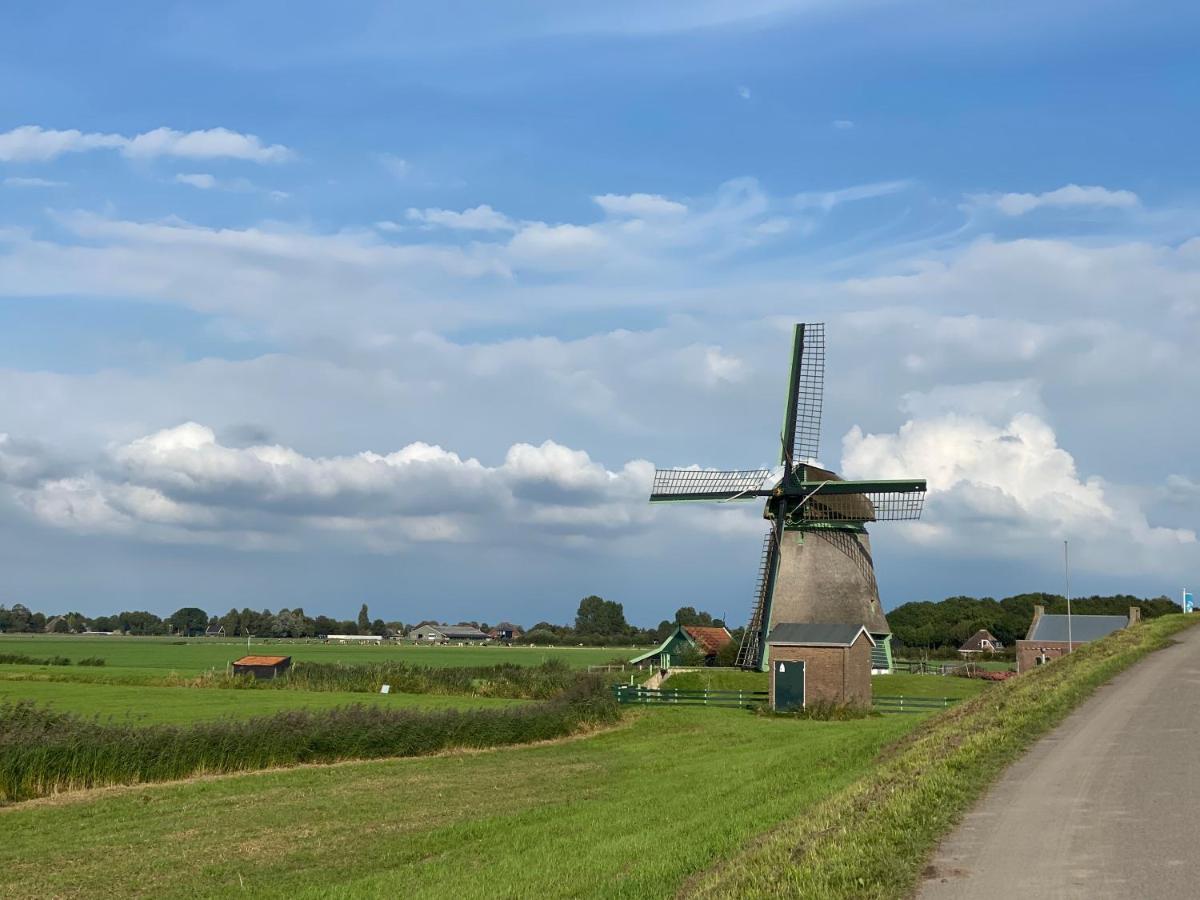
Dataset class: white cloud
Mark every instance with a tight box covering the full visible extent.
[379,154,412,180]
[3,176,65,188]
[969,183,1139,217]
[3,423,657,549]
[738,86,752,100]
[0,125,291,163]
[405,204,517,231]
[593,192,687,217]
[175,173,217,190]
[841,412,1195,574]
[832,119,855,129]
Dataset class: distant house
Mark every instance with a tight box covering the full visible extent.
[1016,605,1140,673]
[326,634,383,644]
[205,624,226,637]
[43,615,66,634]
[232,655,292,679]
[406,624,489,642]
[629,625,733,669]
[958,629,1002,657]
[487,623,523,642]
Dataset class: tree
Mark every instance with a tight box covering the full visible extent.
[168,607,209,636]
[574,596,628,637]
[51,616,70,633]
[674,606,718,627]
[357,603,371,634]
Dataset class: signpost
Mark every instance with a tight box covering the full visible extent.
[1184,590,1194,614]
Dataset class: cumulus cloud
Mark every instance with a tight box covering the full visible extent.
[175,173,217,190]
[0,125,291,163]
[2,423,657,550]
[968,183,1139,216]
[405,204,517,231]
[841,412,1195,574]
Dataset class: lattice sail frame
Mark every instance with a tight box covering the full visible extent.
[650,468,772,501]
[787,323,824,466]
[788,483,926,524]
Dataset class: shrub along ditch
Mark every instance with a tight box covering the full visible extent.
[198,659,579,700]
[0,676,618,802]
[684,613,1200,900]
[0,654,71,667]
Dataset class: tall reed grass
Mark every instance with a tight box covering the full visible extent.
[200,659,579,699]
[0,676,617,802]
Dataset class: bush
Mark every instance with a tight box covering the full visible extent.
[0,676,619,802]
[76,657,106,667]
[755,701,876,721]
[0,654,71,667]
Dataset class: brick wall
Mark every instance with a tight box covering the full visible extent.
[1016,639,1078,672]
[768,635,873,707]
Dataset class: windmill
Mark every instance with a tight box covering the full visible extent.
[649,323,926,672]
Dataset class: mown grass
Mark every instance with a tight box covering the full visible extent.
[0,635,635,678]
[683,613,1200,899]
[0,680,521,725]
[0,679,614,802]
[0,707,920,898]
[661,669,989,703]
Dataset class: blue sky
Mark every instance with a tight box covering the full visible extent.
[1,1,1198,625]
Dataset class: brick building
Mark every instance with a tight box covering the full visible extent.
[766,623,874,709]
[1016,605,1140,673]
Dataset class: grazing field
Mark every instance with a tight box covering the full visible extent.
[0,635,634,676]
[0,680,521,725]
[0,707,918,899]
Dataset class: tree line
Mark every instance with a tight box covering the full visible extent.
[0,595,730,644]
[889,592,1180,651]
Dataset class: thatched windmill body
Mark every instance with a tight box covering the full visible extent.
[649,324,926,671]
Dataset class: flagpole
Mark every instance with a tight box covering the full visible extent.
[1065,540,1072,653]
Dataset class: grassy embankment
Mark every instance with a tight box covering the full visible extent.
[0,706,921,899]
[683,613,1200,899]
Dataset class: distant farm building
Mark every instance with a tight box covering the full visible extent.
[205,624,225,637]
[629,625,733,669]
[1016,605,1140,672]
[766,623,875,709]
[407,624,489,642]
[488,623,523,641]
[958,629,1002,657]
[327,634,383,644]
[232,655,292,679]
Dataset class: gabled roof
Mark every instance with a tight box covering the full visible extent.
[436,625,489,638]
[233,655,290,666]
[205,624,224,634]
[683,625,732,654]
[766,622,876,648]
[959,629,1000,652]
[1027,614,1128,643]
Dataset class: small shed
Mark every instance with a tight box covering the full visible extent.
[766,623,875,709]
[232,655,292,679]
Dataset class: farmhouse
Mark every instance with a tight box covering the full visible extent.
[406,624,489,642]
[1016,605,1140,672]
[232,655,292,679]
[326,634,383,644]
[766,623,875,709]
[205,624,225,637]
[958,629,1002,657]
[629,625,733,669]
[488,623,523,641]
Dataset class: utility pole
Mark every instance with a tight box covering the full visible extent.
[1065,540,1073,653]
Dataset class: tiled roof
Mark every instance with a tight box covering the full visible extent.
[683,626,732,654]
[233,655,290,666]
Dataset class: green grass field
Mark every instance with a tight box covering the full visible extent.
[662,668,990,702]
[0,680,521,725]
[0,707,918,899]
[0,635,635,676]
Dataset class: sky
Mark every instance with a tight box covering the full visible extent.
[1,0,1198,626]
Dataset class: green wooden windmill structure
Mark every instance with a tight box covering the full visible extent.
[649,323,926,672]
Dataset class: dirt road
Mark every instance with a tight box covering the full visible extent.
[919,623,1200,899]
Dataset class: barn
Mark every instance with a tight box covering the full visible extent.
[232,655,292,679]
[766,623,875,709]
[628,625,733,669]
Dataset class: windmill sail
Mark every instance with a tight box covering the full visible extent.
[650,468,771,502]
[781,323,824,468]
